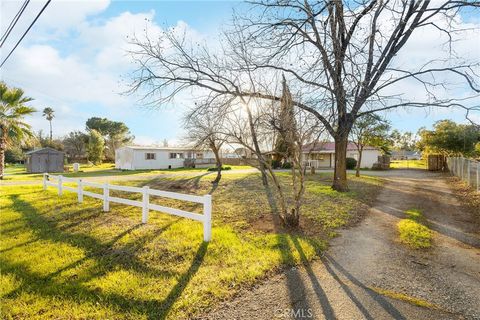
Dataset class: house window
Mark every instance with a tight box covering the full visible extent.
[145,153,156,160]
[169,152,184,159]
[196,153,203,159]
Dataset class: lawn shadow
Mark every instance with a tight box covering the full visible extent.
[261,183,326,318]
[139,172,212,191]
[4,193,210,319]
[159,241,209,320]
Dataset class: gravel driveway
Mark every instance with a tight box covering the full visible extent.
[204,170,480,319]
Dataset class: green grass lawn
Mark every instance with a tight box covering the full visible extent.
[390,159,426,169]
[2,164,253,181]
[1,171,382,319]
[397,209,432,249]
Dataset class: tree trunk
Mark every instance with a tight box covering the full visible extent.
[49,120,53,141]
[211,144,222,184]
[332,134,349,191]
[244,98,269,187]
[285,152,304,228]
[0,136,6,180]
[356,146,363,177]
[265,165,288,221]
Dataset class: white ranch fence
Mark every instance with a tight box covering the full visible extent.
[42,173,212,241]
[446,157,479,192]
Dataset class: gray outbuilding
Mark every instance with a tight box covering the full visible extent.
[25,147,64,173]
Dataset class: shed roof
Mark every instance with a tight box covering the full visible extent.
[25,147,64,155]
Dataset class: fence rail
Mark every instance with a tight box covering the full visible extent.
[446,157,479,192]
[43,173,212,241]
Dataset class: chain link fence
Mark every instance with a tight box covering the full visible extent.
[446,157,480,192]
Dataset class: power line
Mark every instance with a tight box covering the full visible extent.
[0,0,51,69]
[0,0,30,47]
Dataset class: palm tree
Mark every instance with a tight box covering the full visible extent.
[42,107,54,141]
[0,82,35,179]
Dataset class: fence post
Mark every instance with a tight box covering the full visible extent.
[467,160,471,186]
[142,186,149,224]
[78,179,83,203]
[477,162,479,192]
[43,173,47,190]
[459,157,462,177]
[103,183,109,212]
[58,175,63,196]
[203,194,212,242]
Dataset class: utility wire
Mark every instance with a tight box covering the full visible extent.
[0,0,30,47]
[0,0,51,69]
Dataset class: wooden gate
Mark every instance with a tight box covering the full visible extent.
[427,154,446,171]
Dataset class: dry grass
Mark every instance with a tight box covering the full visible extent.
[1,171,383,319]
[369,286,441,310]
[446,176,480,219]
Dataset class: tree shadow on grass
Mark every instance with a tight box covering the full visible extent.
[4,194,209,319]
[261,184,331,318]
[1,242,208,319]
[139,172,212,192]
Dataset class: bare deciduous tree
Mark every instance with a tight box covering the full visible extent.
[209,79,321,227]
[128,1,479,191]
[183,102,227,184]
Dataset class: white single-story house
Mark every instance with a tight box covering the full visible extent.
[115,146,216,170]
[302,142,381,169]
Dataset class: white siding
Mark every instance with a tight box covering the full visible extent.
[115,147,134,170]
[347,150,380,168]
[116,147,223,170]
[131,149,185,170]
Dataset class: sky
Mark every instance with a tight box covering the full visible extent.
[1,0,479,145]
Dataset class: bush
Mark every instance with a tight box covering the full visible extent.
[207,166,231,171]
[5,147,24,163]
[346,157,357,170]
[271,159,282,169]
[282,162,292,169]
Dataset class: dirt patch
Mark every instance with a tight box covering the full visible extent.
[203,170,480,319]
[248,213,334,240]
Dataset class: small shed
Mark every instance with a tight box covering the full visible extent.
[25,148,64,173]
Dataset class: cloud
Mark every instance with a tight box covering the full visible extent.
[1,1,477,141]
[1,3,208,142]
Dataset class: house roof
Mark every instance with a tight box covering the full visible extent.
[302,142,378,153]
[25,147,64,155]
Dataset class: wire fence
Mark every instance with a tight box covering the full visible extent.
[446,157,480,192]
